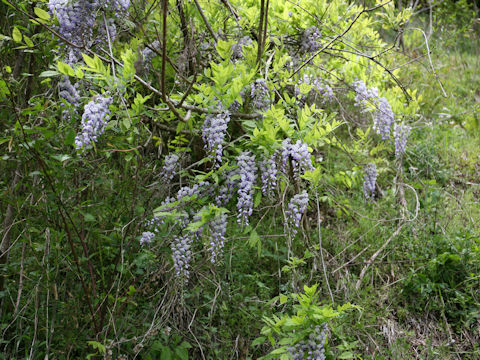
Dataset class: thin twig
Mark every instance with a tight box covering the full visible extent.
[409,27,448,97]
[355,223,405,290]
[290,1,392,79]
[326,47,411,101]
[257,0,265,64]
[315,190,334,303]
[161,0,168,102]
[14,242,26,314]
[194,0,218,43]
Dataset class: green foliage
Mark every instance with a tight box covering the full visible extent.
[255,284,356,360]
[402,232,480,326]
[144,333,192,360]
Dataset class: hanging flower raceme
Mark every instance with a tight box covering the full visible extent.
[177,181,211,202]
[363,163,377,200]
[300,26,322,53]
[352,80,396,141]
[352,80,379,109]
[281,139,313,179]
[48,0,98,63]
[202,110,231,166]
[59,76,80,105]
[141,40,160,74]
[208,213,228,263]
[236,151,257,226]
[140,231,155,246]
[285,190,309,237]
[216,169,238,207]
[393,123,411,158]
[374,97,394,141]
[287,324,327,360]
[295,74,334,105]
[250,78,271,111]
[75,95,113,150]
[171,234,193,279]
[260,155,278,196]
[160,154,180,181]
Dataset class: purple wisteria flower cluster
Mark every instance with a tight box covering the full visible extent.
[107,0,130,12]
[160,154,180,181]
[171,234,193,278]
[48,0,129,64]
[208,213,228,263]
[143,181,212,241]
[177,181,211,202]
[300,26,322,53]
[140,231,155,246]
[250,78,271,111]
[295,75,334,105]
[144,197,174,233]
[202,110,231,166]
[216,169,238,206]
[287,325,326,360]
[236,151,257,226]
[352,80,411,155]
[363,163,377,200]
[374,97,394,140]
[285,190,309,236]
[59,76,80,119]
[393,123,411,158]
[48,0,97,64]
[228,100,241,113]
[281,139,314,179]
[260,155,278,196]
[231,36,252,61]
[142,139,317,272]
[75,95,113,150]
[59,76,80,105]
[352,80,379,108]
[141,40,160,74]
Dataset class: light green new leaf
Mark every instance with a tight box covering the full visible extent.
[12,26,22,43]
[34,7,50,20]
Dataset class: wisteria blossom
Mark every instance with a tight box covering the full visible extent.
[363,163,377,200]
[285,191,309,236]
[75,95,113,150]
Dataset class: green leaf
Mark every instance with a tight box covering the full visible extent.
[34,7,50,20]
[180,341,192,349]
[254,191,262,208]
[270,347,286,355]
[83,213,95,222]
[87,341,106,354]
[127,285,136,295]
[121,48,136,81]
[82,53,96,68]
[248,230,260,248]
[39,70,59,78]
[64,130,75,146]
[122,116,131,130]
[174,347,188,360]
[12,27,22,43]
[160,346,172,360]
[23,35,34,47]
[57,61,75,77]
[51,154,71,162]
[338,351,355,359]
[75,68,84,79]
[251,336,266,347]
